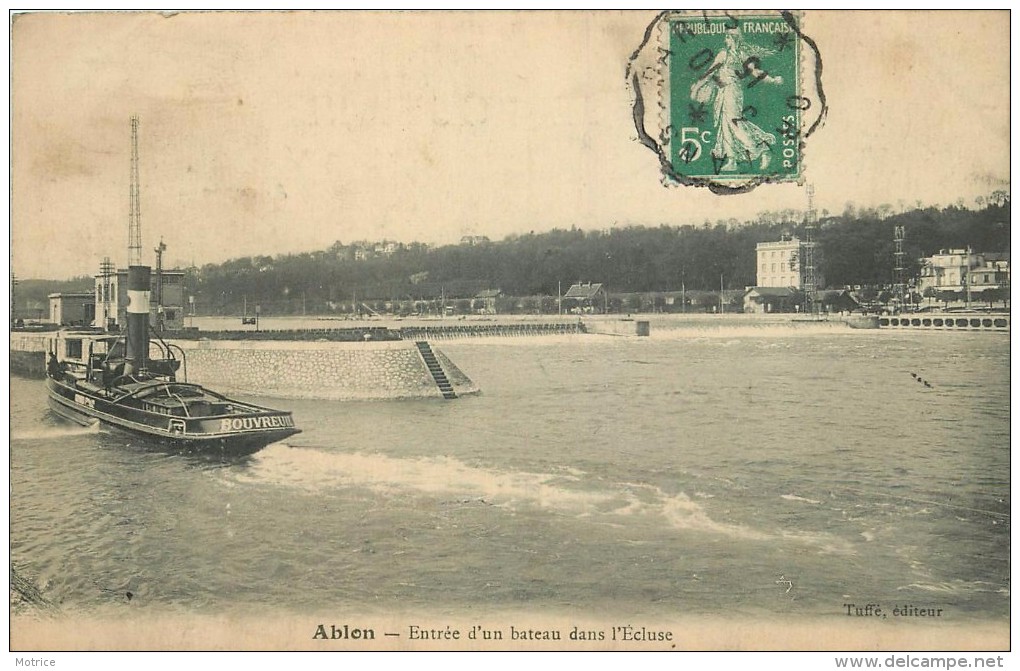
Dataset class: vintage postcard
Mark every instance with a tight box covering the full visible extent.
[8,10,1010,665]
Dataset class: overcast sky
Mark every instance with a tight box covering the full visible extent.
[10,10,1009,279]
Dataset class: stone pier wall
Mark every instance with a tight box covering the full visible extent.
[9,333,50,376]
[9,333,479,401]
[583,319,650,336]
[10,332,50,352]
[170,339,478,401]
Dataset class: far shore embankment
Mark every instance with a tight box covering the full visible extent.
[8,313,879,376]
[182,312,862,340]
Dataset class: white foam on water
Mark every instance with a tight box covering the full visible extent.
[11,422,101,441]
[657,491,769,540]
[439,333,608,347]
[237,445,853,551]
[648,322,855,340]
[239,445,619,512]
[897,580,1005,595]
[781,493,822,504]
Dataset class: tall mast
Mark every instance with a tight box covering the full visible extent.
[802,184,817,316]
[128,115,142,266]
[894,225,906,310]
[125,115,150,372]
[100,256,115,330]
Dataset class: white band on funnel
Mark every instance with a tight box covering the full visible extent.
[127,290,150,314]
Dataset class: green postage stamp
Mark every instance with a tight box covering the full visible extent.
[627,10,823,191]
[668,12,802,182]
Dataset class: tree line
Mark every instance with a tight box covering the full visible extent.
[14,199,1010,317]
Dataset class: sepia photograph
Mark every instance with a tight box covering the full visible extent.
[8,9,1011,665]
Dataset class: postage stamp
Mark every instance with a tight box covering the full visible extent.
[666,12,802,182]
[627,10,822,192]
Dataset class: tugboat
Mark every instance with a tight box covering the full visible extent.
[46,265,300,455]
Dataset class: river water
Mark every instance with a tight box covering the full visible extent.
[9,326,1010,645]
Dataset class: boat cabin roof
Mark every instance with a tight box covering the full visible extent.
[58,331,120,342]
[113,380,224,403]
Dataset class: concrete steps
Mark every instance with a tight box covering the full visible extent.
[414,341,457,399]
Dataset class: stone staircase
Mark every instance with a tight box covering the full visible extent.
[414,341,457,399]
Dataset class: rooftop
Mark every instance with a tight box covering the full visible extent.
[564,282,604,299]
[745,286,798,298]
[48,292,95,299]
[756,238,816,249]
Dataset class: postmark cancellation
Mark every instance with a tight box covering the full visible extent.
[629,10,826,193]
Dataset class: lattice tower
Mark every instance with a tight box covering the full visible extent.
[802,184,817,314]
[128,116,142,266]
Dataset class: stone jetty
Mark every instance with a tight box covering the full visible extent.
[9,333,478,401]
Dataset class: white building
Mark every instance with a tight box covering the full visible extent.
[755,236,822,289]
[48,292,95,326]
[917,248,979,292]
[95,268,186,331]
[917,248,1009,295]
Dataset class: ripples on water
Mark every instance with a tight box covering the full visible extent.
[10,330,1009,622]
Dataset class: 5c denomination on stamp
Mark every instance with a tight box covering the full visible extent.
[627,10,826,193]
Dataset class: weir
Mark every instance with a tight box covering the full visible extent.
[878,314,1009,331]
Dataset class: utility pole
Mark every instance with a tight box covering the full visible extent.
[154,238,166,331]
[719,273,725,314]
[964,250,972,310]
[10,271,16,327]
[681,266,686,314]
[100,257,115,330]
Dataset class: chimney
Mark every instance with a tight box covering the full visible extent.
[124,265,151,376]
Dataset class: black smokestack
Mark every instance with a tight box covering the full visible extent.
[124,265,151,376]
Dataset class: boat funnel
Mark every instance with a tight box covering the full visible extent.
[124,265,151,375]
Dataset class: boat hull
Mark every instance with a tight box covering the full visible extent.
[46,376,299,455]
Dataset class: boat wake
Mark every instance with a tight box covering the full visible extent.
[11,422,102,441]
[898,580,1008,597]
[234,445,850,551]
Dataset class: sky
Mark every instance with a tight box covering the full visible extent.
[9,10,1010,279]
